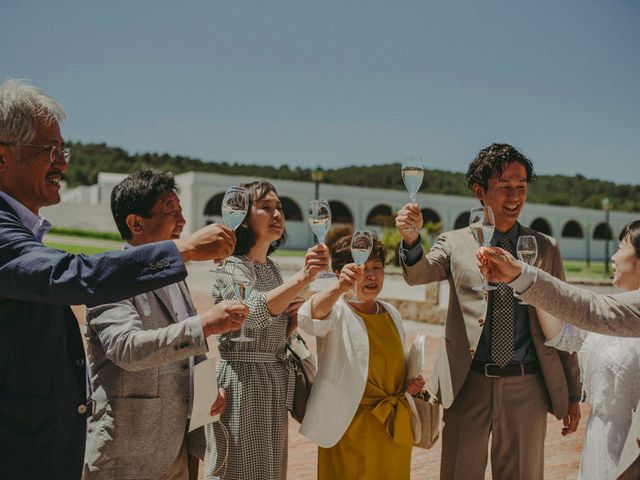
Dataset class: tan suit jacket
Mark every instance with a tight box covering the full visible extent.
[519,270,640,479]
[402,226,581,418]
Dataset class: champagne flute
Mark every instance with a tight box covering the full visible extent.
[211,186,249,275]
[309,200,335,279]
[469,206,497,292]
[401,157,424,232]
[515,235,538,305]
[401,156,424,203]
[221,186,249,231]
[227,260,256,343]
[348,230,374,303]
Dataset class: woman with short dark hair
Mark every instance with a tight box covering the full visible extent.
[297,235,425,480]
[205,180,329,480]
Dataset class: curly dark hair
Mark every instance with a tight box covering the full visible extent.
[330,235,386,273]
[465,143,536,191]
[111,169,179,240]
[619,221,640,259]
[233,180,288,256]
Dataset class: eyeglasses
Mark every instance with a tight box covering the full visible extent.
[0,141,71,165]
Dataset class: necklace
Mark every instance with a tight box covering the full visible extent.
[349,300,381,315]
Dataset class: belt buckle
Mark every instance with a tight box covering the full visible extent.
[484,363,501,378]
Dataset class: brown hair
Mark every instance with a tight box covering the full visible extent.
[233,180,287,256]
[330,235,386,273]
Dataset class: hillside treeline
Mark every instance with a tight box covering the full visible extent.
[65,142,640,212]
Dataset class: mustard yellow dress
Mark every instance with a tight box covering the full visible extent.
[318,309,413,480]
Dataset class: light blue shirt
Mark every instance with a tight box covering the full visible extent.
[0,190,52,241]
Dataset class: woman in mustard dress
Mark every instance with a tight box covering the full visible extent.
[297,235,425,479]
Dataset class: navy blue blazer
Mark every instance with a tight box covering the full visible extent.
[0,197,188,480]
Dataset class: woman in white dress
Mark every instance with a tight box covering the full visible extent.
[537,221,640,480]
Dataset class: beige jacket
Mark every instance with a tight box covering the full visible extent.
[402,226,581,418]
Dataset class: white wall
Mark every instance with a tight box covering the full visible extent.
[48,171,638,260]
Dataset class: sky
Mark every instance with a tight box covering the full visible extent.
[2,1,639,184]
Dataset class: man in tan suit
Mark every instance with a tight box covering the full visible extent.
[478,247,640,480]
[396,143,582,480]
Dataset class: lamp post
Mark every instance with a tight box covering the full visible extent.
[310,167,324,201]
[585,222,591,268]
[601,197,611,275]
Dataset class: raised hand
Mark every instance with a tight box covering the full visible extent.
[201,300,249,337]
[395,203,423,247]
[302,243,331,280]
[175,223,236,263]
[476,246,524,284]
[336,263,364,293]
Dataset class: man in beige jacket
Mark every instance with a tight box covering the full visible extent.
[396,143,582,480]
[478,246,640,480]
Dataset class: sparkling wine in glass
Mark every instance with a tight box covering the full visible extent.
[349,230,373,303]
[211,186,249,275]
[309,200,335,279]
[469,206,497,292]
[221,186,249,231]
[228,260,256,343]
[401,156,424,204]
[515,235,538,305]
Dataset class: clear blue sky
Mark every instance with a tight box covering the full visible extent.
[2,1,639,184]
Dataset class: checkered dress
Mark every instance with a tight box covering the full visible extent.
[205,256,293,480]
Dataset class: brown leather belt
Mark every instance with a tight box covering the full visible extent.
[471,360,540,378]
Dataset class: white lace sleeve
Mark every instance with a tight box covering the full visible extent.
[544,322,589,354]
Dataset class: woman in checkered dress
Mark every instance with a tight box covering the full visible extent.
[205,181,329,480]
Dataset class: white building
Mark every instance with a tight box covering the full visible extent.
[42,171,638,260]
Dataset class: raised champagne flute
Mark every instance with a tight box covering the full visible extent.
[515,235,538,305]
[401,157,424,232]
[349,230,373,303]
[221,186,249,231]
[469,206,497,292]
[309,199,335,278]
[211,186,249,275]
[226,260,256,343]
[401,156,424,204]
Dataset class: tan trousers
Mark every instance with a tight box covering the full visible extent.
[440,370,549,480]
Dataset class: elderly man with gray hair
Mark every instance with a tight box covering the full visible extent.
[0,79,243,480]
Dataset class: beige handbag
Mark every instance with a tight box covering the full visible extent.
[412,390,441,449]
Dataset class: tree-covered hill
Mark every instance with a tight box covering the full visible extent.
[66,141,640,212]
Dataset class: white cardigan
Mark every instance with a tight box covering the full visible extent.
[297,297,419,448]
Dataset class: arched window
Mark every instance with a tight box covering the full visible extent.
[593,223,613,240]
[454,211,470,230]
[530,218,552,236]
[329,200,354,224]
[366,204,393,226]
[561,220,584,238]
[204,192,225,217]
[280,196,302,221]
[421,208,441,225]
